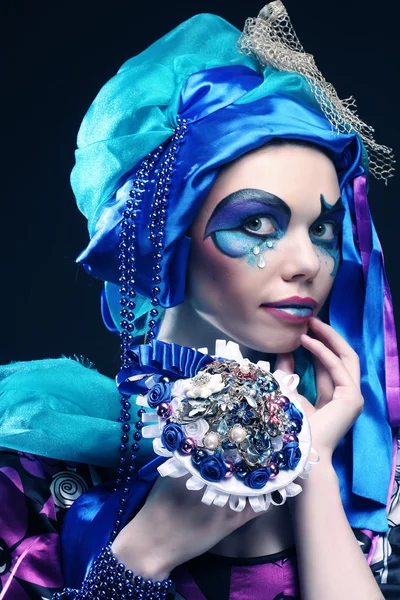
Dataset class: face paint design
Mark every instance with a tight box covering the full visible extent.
[204,188,344,275]
[204,189,291,265]
[309,194,344,276]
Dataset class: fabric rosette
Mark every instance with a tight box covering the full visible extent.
[140,340,318,512]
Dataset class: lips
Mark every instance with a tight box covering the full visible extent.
[261,296,318,310]
[260,296,317,324]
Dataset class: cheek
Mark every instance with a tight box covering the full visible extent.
[187,237,261,314]
[315,243,341,278]
[211,230,258,258]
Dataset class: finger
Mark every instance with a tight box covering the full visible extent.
[274,352,294,374]
[313,353,335,409]
[307,318,360,385]
[300,333,356,389]
[296,393,317,418]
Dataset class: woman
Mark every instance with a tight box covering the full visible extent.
[0,2,398,599]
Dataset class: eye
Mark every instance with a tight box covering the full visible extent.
[242,216,276,236]
[310,221,337,240]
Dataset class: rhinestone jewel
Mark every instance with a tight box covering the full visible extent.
[191,372,211,386]
[257,254,266,268]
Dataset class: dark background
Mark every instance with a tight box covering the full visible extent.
[3,0,399,377]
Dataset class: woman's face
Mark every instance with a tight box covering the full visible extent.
[186,142,344,353]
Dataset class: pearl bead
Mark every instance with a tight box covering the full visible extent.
[229,425,247,443]
[203,432,220,450]
[180,437,196,454]
[269,462,280,478]
[272,451,287,468]
[224,462,235,478]
[156,403,171,418]
[283,433,299,444]
[276,395,290,408]
[235,461,250,478]
[240,363,250,375]
[192,448,208,465]
[289,419,302,434]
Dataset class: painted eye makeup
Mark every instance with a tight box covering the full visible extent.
[204,188,290,259]
[203,188,344,273]
[311,195,344,277]
[204,189,291,239]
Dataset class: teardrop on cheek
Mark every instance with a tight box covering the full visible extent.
[257,254,266,269]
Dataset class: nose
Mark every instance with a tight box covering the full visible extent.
[279,232,321,283]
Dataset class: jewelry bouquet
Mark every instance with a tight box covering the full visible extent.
[140,341,317,512]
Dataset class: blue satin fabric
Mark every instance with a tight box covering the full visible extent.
[62,65,393,586]
[331,185,392,530]
[77,65,360,308]
[116,340,214,395]
[62,457,164,588]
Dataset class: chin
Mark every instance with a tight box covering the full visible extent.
[242,330,305,355]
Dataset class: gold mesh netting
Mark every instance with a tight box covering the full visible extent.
[237,1,395,181]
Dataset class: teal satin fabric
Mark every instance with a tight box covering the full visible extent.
[0,358,154,469]
[71,14,258,236]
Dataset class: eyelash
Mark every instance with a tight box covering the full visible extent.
[239,216,340,242]
[309,221,339,241]
[241,216,277,236]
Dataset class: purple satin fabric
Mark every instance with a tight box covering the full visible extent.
[353,175,400,427]
[173,550,300,600]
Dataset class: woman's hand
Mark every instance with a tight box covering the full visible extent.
[276,316,364,463]
[113,318,364,579]
[278,318,384,599]
[112,472,265,580]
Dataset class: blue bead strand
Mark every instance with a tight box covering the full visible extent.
[53,120,188,600]
[112,145,165,522]
[147,117,188,342]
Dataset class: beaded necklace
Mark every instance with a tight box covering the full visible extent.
[53,117,188,600]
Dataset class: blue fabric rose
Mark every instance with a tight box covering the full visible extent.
[283,441,302,469]
[161,423,184,451]
[284,402,303,423]
[244,467,271,489]
[199,455,227,482]
[147,382,171,408]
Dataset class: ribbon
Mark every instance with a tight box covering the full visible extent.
[116,340,214,395]
[353,175,400,427]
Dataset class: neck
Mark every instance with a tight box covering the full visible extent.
[158,300,268,364]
